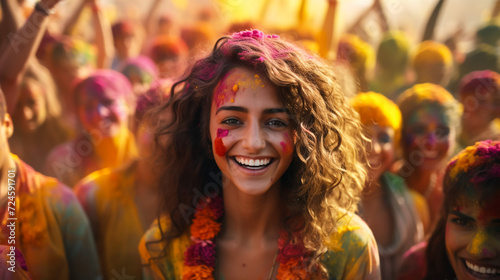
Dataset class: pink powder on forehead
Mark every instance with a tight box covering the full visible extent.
[213,72,239,109]
[81,70,132,100]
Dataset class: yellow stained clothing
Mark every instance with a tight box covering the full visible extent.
[0,155,101,280]
[139,214,381,280]
[75,162,145,280]
[44,129,138,188]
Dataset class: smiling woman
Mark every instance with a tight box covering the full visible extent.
[398,140,500,280]
[139,29,380,280]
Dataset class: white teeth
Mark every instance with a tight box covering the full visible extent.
[465,260,499,275]
[235,157,271,167]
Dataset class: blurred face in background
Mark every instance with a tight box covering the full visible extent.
[14,79,47,134]
[402,106,455,171]
[364,124,395,182]
[77,87,130,138]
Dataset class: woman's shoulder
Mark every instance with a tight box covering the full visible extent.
[323,214,381,280]
[325,214,377,251]
[139,216,191,280]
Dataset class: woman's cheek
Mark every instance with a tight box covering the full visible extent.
[214,128,229,157]
[280,132,294,155]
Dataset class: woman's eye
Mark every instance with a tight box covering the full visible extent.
[267,119,287,127]
[450,217,473,228]
[378,133,391,144]
[221,118,241,125]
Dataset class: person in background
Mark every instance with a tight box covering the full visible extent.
[44,70,137,188]
[411,41,453,88]
[148,35,188,79]
[398,140,500,280]
[457,70,500,150]
[10,65,73,172]
[111,20,143,70]
[75,81,170,280]
[118,55,159,97]
[336,34,375,92]
[397,83,461,228]
[369,31,411,100]
[0,88,101,280]
[352,92,428,279]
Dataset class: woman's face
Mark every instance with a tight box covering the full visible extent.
[14,79,47,134]
[77,87,130,137]
[364,124,395,182]
[209,67,295,196]
[402,107,455,171]
[446,190,500,280]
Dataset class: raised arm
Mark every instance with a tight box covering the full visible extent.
[144,0,162,38]
[0,0,25,51]
[0,0,62,114]
[88,0,114,68]
[373,0,389,33]
[318,0,339,60]
[492,0,500,19]
[422,0,446,42]
[62,0,87,35]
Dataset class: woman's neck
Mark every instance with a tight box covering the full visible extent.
[0,155,17,199]
[135,158,156,189]
[93,127,130,167]
[220,181,282,243]
[404,167,435,195]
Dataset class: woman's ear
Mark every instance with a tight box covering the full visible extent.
[3,114,14,139]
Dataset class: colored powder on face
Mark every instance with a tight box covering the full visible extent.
[254,74,261,86]
[280,141,293,155]
[214,137,226,157]
[469,230,487,256]
[213,72,245,109]
[217,128,228,138]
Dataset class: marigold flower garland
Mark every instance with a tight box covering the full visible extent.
[182,195,311,280]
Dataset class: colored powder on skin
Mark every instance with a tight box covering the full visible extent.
[469,230,487,256]
[254,74,261,86]
[213,72,246,109]
[214,138,226,157]
[214,128,229,157]
[477,191,500,223]
[217,128,228,138]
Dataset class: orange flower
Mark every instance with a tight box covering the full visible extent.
[182,265,214,280]
[277,258,308,280]
[191,208,221,240]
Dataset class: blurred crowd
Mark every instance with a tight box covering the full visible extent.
[0,0,499,279]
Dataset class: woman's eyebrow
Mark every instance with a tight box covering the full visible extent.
[263,108,289,114]
[216,106,248,115]
[449,210,475,221]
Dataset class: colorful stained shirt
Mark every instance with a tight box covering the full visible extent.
[0,155,101,280]
[358,172,425,280]
[44,129,137,188]
[139,214,381,280]
[397,241,427,280]
[74,161,144,280]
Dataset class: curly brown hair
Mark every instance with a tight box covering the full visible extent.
[152,30,366,277]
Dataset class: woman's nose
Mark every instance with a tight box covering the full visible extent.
[241,120,266,152]
[467,230,497,259]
